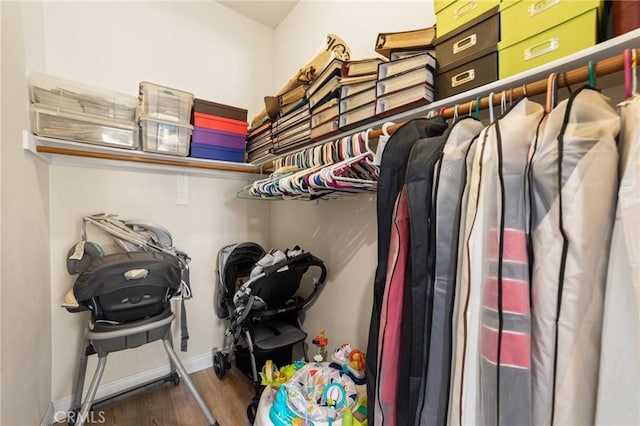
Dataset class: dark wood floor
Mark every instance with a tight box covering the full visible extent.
[59,367,256,426]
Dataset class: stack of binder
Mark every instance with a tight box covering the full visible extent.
[336,57,382,131]
[246,120,273,163]
[189,99,248,163]
[375,51,436,117]
[272,105,311,154]
[306,58,346,140]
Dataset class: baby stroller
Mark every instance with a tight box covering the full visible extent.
[213,243,327,385]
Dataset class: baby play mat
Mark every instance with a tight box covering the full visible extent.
[256,362,362,425]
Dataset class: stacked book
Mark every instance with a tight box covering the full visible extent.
[306,58,344,141]
[246,120,273,164]
[337,58,383,131]
[272,104,311,154]
[375,51,436,117]
[374,26,436,60]
[189,99,248,162]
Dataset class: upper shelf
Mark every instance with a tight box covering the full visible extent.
[24,29,640,174]
[253,28,640,166]
[24,132,264,180]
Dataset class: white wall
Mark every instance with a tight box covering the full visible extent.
[1,2,51,425]
[274,0,435,87]
[271,0,434,352]
[40,1,275,402]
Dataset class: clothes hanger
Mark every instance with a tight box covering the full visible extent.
[633,48,638,95]
[500,90,507,115]
[323,130,379,191]
[468,99,474,118]
[475,96,481,118]
[488,92,496,122]
[452,104,459,124]
[545,72,557,113]
[588,61,596,88]
[624,49,633,99]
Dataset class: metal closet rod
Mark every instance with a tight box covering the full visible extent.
[368,51,626,139]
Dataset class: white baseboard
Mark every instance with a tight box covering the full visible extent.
[50,351,212,423]
[40,402,55,426]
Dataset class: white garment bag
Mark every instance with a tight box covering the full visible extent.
[529,87,620,426]
[595,94,640,426]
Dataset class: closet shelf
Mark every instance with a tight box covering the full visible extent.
[24,131,264,180]
[254,28,640,167]
[22,29,640,177]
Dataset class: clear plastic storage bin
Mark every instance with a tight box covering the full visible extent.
[139,82,194,123]
[30,104,139,149]
[140,117,192,156]
[29,72,138,122]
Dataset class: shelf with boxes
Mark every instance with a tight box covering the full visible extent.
[433,0,604,98]
[25,73,261,178]
[250,27,640,168]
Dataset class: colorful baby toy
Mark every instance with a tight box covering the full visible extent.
[312,329,329,362]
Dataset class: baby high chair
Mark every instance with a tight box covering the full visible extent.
[63,214,217,426]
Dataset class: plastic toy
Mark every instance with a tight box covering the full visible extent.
[312,329,329,362]
[330,344,366,384]
[259,360,303,389]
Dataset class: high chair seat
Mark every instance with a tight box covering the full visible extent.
[66,251,217,426]
[253,320,307,352]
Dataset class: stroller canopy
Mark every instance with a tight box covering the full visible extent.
[216,242,266,319]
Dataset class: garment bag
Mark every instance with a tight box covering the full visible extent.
[418,117,484,426]
[477,98,544,426]
[367,117,448,426]
[529,87,619,426]
[595,94,640,426]
[449,99,544,426]
[375,188,410,426]
[397,125,452,425]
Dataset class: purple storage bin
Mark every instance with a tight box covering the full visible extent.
[192,126,246,149]
[190,142,245,162]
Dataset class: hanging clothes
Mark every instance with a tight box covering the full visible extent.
[596,94,640,426]
[448,122,488,426]
[376,188,410,426]
[418,117,484,426]
[367,117,448,426]
[529,87,620,426]
[477,98,543,426]
[449,99,544,426]
[397,125,452,425]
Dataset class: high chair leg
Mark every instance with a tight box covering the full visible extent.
[162,338,218,426]
[76,355,107,426]
[71,339,91,412]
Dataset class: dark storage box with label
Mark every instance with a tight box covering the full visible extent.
[435,52,498,99]
[434,6,500,100]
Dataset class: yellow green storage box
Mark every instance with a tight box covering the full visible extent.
[498,9,599,78]
[435,0,455,13]
[436,0,501,39]
[500,0,601,46]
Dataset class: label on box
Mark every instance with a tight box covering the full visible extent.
[158,123,179,152]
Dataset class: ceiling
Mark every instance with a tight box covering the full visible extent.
[217,1,299,29]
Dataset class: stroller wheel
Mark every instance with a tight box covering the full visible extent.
[213,351,227,379]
